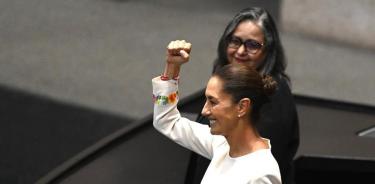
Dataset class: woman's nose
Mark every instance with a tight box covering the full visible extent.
[236,44,247,55]
[201,102,210,116]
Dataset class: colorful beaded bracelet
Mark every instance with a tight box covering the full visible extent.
[160,74,179,81]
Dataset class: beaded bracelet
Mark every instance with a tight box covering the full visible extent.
[160,74,179,81]
[160,74,169,81]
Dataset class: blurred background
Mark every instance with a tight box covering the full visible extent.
[1,0,374,183]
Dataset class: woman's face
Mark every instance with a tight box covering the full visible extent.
[226,20,266,69]
[202,76,239,136]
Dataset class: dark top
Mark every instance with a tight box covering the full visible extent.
[185,76,300,184]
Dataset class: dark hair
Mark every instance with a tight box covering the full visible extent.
[213,63,277,123]
[213,7,288,81]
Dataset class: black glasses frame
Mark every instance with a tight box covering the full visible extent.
[227,36,264,54]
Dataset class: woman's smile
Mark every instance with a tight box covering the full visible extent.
[209,119,216,127]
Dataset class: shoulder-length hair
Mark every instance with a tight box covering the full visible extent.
[213,7,289,81]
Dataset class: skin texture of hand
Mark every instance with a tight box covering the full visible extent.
[164,40,192,79]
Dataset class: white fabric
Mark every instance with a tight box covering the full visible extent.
[152,77,281,184]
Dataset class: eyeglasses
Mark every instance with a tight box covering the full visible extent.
[227,36,264,54]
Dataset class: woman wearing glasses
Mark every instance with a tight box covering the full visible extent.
[186,7,300,184]
[153,40,281,183]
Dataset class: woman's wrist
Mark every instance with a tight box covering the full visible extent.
[162,63,180,80]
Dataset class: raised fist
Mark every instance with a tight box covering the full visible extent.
[166,40,192,65]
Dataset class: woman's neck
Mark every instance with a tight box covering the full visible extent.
[226,120,268,157]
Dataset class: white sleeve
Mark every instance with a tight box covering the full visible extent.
[152,76,216,159]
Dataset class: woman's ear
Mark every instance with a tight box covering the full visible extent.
[238,98,251,117]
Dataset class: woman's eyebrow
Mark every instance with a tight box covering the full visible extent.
[206,95,216,100]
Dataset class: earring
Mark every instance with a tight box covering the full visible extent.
[238,114,241,118]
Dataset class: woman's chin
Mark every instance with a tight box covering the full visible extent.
[233,58,249,64]
[234,60,257,68]
[210,130,218,135]
[209,127,219,135]
[234,59,246,63]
